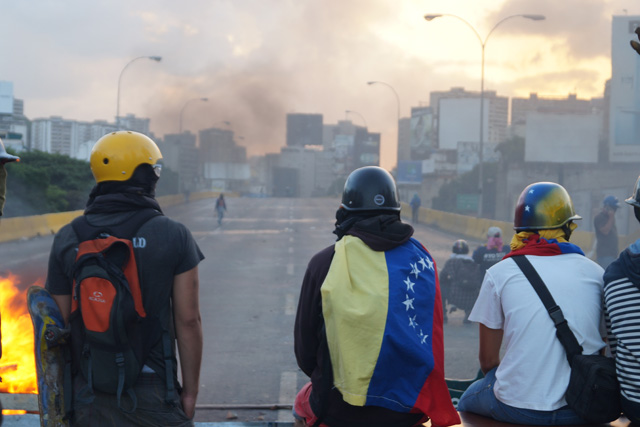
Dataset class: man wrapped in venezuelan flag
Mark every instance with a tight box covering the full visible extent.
[293,166,460,427]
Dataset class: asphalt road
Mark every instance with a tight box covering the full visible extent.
[0,196,486,424]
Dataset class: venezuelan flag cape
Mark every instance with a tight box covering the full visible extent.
[321,236,460,427]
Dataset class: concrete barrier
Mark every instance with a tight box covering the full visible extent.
[0,198,632,255]
[0,191,237,244]
[404,203,637,259]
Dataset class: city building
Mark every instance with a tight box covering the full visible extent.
[286,113,323,147]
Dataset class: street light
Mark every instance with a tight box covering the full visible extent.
[116,55,162,129]
[179,97,208,133]
[345,110,368,128]
[367,81,401,164]
[424,13,544,217]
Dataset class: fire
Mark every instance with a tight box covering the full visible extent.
[0,274,38,394]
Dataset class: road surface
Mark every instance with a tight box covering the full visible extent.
[0,196,486,423]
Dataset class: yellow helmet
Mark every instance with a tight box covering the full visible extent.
[90,131,162,183]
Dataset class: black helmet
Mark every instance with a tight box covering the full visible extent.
[626,177,640,209]
[341,166,401,211]
[452,239,469,254]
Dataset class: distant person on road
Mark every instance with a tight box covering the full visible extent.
[472,226,510,276]
[604,175,640,424]
[410,193,421,224]
[439,239,480,324]
[215,193,227,225]
[594,195,621,269]
[294,166,460,427]
[458,182,606,425]
[45,131,204,425]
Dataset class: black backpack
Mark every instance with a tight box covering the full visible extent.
[68,209,175,412]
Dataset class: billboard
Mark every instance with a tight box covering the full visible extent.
[409,107,434,160]
[397,161,422,184]
[610,16,640,162]
[525,112,600,163]
[333,134,354,174]
[0,81,13,115]
[354,129,380,167]
[438,98,488,150]
[286,113,323,147]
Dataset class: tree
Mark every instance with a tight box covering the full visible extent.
[4,150,94,217]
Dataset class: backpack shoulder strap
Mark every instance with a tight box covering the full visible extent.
[511,255,583,363]
[71,209,162,242]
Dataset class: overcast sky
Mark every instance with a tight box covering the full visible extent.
[1,0,637,169]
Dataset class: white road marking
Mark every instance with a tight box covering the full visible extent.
[277,371,298,422]
[285,293,296,315]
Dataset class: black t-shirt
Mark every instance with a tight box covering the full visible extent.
[594,210,619,258]
[45,210,204,382]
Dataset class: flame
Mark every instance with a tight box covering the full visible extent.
[0,273,39,394]
[2,409,27,415]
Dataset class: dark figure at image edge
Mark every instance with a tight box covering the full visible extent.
[44,131,203,426]
[457,182,608,425]
[293,166,460,427]
[603,175,640,424]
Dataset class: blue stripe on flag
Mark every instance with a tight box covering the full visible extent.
[365,238,436,412]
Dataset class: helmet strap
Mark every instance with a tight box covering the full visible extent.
[561,222,573,241]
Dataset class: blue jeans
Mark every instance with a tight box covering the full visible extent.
[457,368,586,425]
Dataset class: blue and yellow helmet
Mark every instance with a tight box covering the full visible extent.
[513,182,581,231]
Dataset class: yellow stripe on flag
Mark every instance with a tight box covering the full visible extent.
[321,235,389,406]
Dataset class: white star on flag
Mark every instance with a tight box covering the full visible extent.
[418,257,428,270]
[529,189,535,194]
[409,315,417,329]
[410,262,420,278]
[402,294,415,311]
[404,277,415,292]
[424,257,434,271]
[525,205,530,212]
[421,333,429,344]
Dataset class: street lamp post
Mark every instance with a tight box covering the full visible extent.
[345,110,368,129]
[424,13,544,217]
[179,97,208,133]
[367,81,401,165]
[116,55,162,129]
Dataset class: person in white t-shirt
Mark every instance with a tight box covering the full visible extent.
[457,181,606,425]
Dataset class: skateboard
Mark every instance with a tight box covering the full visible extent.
[27,286,70,427]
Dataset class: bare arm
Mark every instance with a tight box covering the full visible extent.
[478,323,503,374]
[52,294,72,325]
[173,266,203,419]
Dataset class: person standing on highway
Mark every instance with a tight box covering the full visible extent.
[293,166,460,427]
[45,131,204,426]
[457,182,605,425]
[472,226,510,276]
[410,193,421,224]
[603,176,640,424]
[215,193,227,226]
[594,195,621,268]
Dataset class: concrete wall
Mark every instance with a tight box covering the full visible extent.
[403,202,639,259]
[0,191,227,244]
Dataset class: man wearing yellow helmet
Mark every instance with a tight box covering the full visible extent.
[45,131,204,426]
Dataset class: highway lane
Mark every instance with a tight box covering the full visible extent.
[0,197,486,423]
